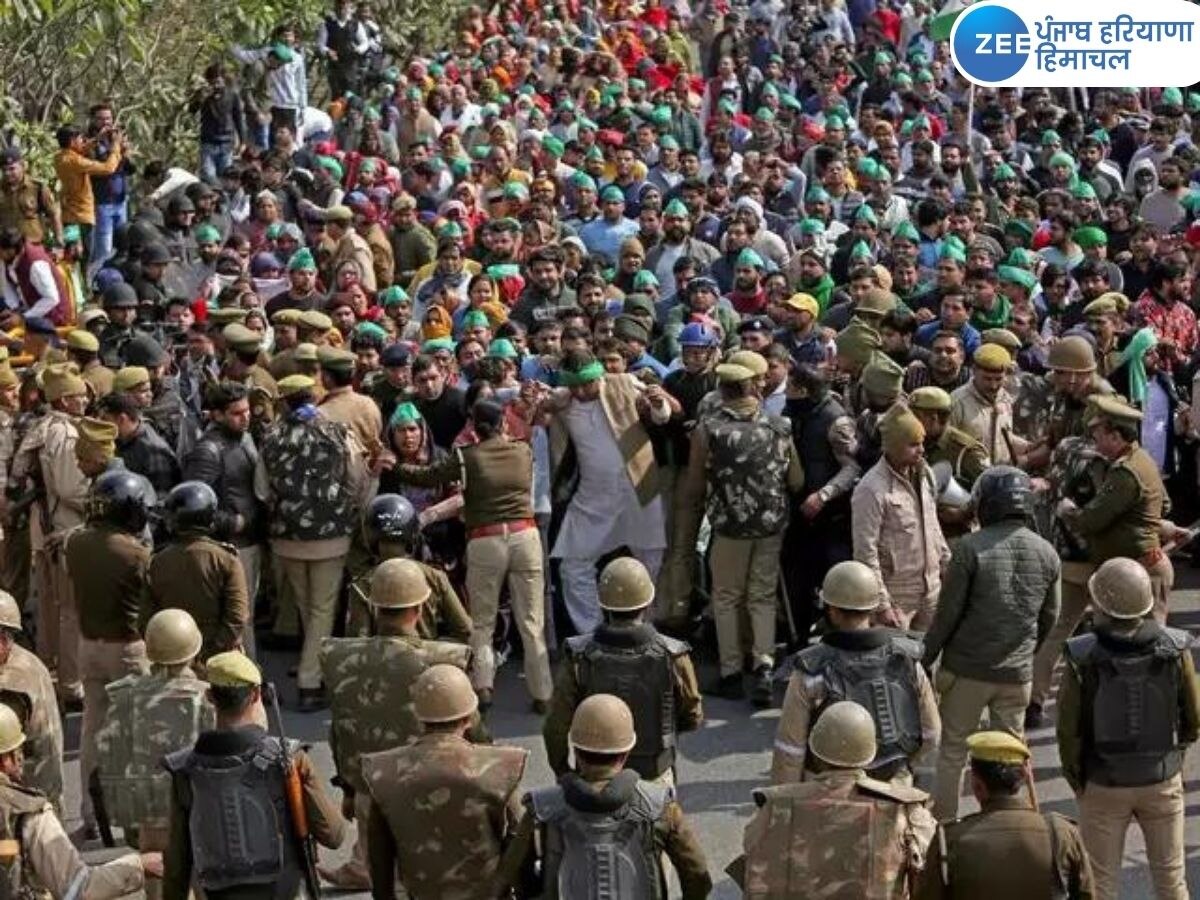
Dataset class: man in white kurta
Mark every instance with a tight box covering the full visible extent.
[543,358,671,633]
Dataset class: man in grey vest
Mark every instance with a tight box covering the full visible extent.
[543,557,703,787]
[683,356,803,706]
[500,694,712,899]
[162,651,346,900]
[772,561,939,786]
[1057,558,1200,900]
[923,466,1060,821]
[318,558,474,891]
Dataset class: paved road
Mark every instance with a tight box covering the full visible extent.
[66,585,1200,898]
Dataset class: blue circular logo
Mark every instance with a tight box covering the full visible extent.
[952,5,1030,83]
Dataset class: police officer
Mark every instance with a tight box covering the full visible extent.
[772,561,940,786]
[318,558,476,891]
[64,468,155,840]
[543,557,702,787]
[923,466,1061,821]
[147,481,250,660]
[351,493,471,642]
[501,694,712,899]
[737,701,935,899]
[914,731,1094,899]
[362,664,527,900]
[1057,558,1199,900]
[1030,394,1170,728]
[685,358,804,706]
[162,651,346,900]
[98,283,141,369]
[910,386,989,488]
[0,589,63,808]
[94,609,213,900]
[0,703,162,899]
[1060,396,1173,620]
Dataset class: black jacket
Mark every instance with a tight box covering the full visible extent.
[182,423,263,544]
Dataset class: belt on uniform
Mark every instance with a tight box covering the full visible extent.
[468,518,537,541]
[1140,547,1166,568]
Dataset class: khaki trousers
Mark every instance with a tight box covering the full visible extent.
[466,527,552,701]
[237,544,262,658]
[44,551,82,699]
[272,549,300,636]
[1030,561,1095,708]
[1146,555,1174,624]
[1079,774,1187,900]
[279,555,346,690]
[656,467,703,623]
[79,637,148,826]
[932,669,1030,821]
[711,533,783,677]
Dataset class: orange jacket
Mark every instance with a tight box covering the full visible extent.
[53,146,122,226]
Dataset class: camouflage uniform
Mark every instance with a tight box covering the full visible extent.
[94,670,213,847]
[736,768,935,899]
[345,557,471,642]
[1010,373,1054,447]
[363,732,528,900]
[320,633,474,884]
[0,644,63,808]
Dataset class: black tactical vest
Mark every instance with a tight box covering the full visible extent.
[566,627,688,779]
[163,735,301,898]
[527,772,668,900]
[1065,625,1193,787]
[797,635,925,777]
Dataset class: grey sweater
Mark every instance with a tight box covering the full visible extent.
[922,521,1061,683]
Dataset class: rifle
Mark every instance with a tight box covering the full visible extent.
[267,684,322,900]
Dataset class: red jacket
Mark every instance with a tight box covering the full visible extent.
[14,243,69,325]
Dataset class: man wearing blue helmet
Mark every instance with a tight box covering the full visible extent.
[657,274,739,362]
[654,319,721,632]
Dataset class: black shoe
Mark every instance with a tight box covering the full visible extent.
[296,688,327,713]
[58,694,83,715]
[1024,703,1044,729]
[750,666,774,708]
[477,688,494,711]
[704,674,745,700]
[530,698,548,715]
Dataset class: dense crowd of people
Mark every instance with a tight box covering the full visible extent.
[0,0,1198,897]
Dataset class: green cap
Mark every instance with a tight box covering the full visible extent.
[195,224,221,244]
[600,185,625,203]
[998,265,1038,291]
[1073,225,1108,249]
[736,247,765,269]
[1041,129,1062,146]
[892,220,919,243]
[461,309,490,329]
[389,401,423,428]
[487,338,518,360]
[379,286,410,307]
[287,248,317,272]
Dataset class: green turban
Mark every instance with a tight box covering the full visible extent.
[287,248,317,272]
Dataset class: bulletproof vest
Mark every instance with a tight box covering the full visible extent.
[797,636,925,776]
[362,736,527,900]
[1038,436,1108,560]
[742,773,923,899]
[528,774,668,900]
[320,635,471,792]
[163,736,300,896]
[0,778,47,900]
[96,672,213,830]
[1065,626,1192,787]
[260,414,355,541]
[566,628,687,779]
[705,405,792,539]
[0,653,59,805]
[792,394,850,519]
